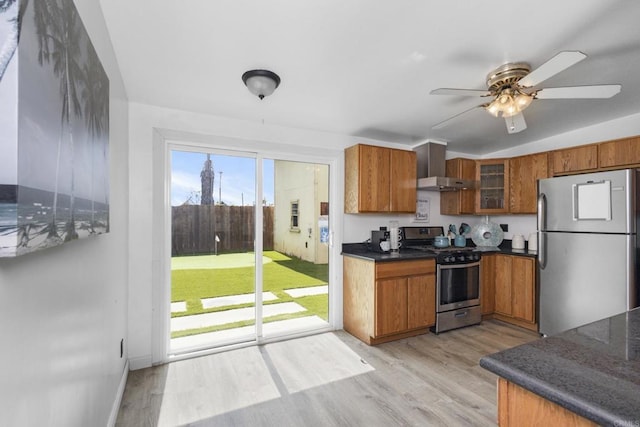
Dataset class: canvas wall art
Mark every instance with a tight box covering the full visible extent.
[0,0,109,257]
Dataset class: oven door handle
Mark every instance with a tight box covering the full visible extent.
[437,261,481,270]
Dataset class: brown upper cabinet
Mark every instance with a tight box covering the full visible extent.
[550,144,598,175]
[509,153,549,214]
[476,159,510,214]
[344,144,417,213]
[441,158,476,215]
[599,136,640,169]
[442,155,545,215]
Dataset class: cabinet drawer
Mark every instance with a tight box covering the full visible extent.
[376,259,435,279]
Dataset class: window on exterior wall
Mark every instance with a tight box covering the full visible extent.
[290,201,300,231]
[320,202,329,216]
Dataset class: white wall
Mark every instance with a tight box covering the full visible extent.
[0,1,129,426]
[128,102,406,367]
[487,112,640,158]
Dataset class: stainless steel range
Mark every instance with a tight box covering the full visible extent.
[402,226,482,334]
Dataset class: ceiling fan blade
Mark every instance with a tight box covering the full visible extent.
[505,113,527,134]
[519,51,587,88]
[432,105,484,130]
[430,88,492,97]
[535,84,621,99]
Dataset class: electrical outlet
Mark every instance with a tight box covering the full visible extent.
[120,339,124,358]
[500,224,508,232]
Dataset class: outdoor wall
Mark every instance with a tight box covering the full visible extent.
[273,161,329,264]
[0,1,129,426]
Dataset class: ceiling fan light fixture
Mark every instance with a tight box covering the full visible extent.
[485,88,533,118]
[502,106,518,118]
[242,69,281,100]
[516,92,533,108]
[430,51,621,134]
[486,103,500,117]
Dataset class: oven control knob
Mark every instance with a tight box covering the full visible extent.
[458,255,465,261]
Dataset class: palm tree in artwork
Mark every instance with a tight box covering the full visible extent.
[34,0,83,242]
[80,44,109,234]
[0,0,19,82]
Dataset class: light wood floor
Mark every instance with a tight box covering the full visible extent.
[116,320,539,427]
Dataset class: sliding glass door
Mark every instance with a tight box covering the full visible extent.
[169,149,258,353]
[168,146,330,355]
[261,159,329,339]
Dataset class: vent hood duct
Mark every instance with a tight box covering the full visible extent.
[414,142,476,192]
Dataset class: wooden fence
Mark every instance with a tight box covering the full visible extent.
[172,205,274,256]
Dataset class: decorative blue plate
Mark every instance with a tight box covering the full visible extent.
[471,216,504,247]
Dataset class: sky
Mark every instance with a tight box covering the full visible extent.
[171,150,274,206]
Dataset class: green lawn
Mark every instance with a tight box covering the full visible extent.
[171,251,329,338]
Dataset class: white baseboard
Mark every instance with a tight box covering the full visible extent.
[107,360,129,427]
[128,354,153,371]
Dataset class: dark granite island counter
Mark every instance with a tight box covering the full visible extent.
[480,308,640,426]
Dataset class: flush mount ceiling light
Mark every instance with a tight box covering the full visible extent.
[242,69,281,100]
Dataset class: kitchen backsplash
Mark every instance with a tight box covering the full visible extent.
[343,191,537,243]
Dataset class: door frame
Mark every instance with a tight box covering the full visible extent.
[151,130,342,364]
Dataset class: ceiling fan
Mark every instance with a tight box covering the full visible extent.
[430,51,621,134]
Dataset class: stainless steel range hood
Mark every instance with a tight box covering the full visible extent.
[414,142,476,192]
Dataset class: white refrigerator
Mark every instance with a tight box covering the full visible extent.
[537,169,639,336]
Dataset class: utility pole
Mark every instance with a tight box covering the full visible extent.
[218,171,222,205]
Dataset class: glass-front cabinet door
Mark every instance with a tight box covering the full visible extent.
[475,159,510,214]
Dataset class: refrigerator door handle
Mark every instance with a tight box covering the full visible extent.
[537,193,547,269]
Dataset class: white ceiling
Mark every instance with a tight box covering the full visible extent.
[99,0,640,155]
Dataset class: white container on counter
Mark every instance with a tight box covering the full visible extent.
[528,232,538,251]
[389,220,400,252]
[512,234,525,249]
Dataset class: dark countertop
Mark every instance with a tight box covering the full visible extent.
[341,240,537,262]
[480,308,640,426]
[341,242,437,261]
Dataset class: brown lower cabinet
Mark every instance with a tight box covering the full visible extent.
[343,257,436,345]
[482,253,537,332]
[497,378,597,427]
[481,254,496,315]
